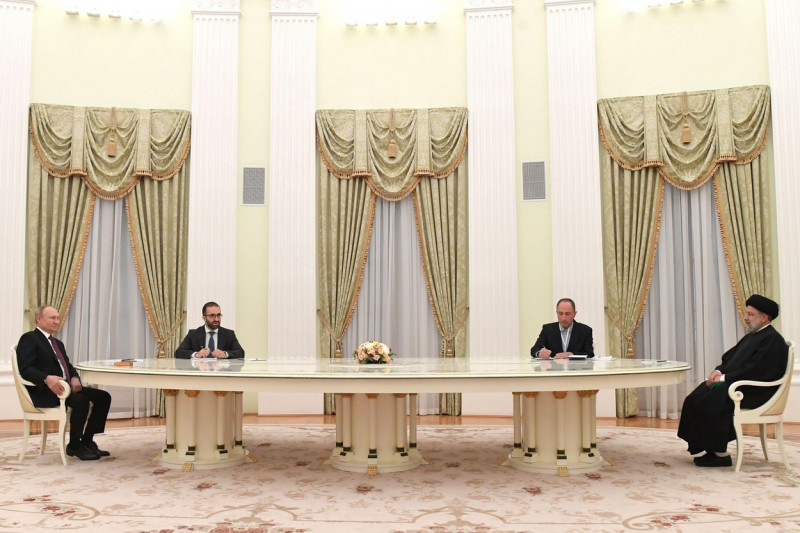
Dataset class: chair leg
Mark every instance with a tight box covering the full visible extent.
[734,422,745,473]
[39,420,48,456]
[775,422,790,470]
[759,424,769,461]
[18,419,31,462]
[57,416,68,466]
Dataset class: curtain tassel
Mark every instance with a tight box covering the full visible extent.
[681,121,692,144]
[108,107,118,158]
[388,108,397,159]
[679,92,691,144]
[108,134,117,158]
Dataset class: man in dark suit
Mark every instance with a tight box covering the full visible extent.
[678,294,788,467]
[16,305,112,461]
[175,301,245,359]
[530,298,594,359]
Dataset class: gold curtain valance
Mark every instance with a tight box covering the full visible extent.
[598,85,770,190]
[316,108,468,201]
[29,104,191,200]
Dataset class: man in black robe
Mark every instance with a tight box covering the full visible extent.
[677,294,788,467]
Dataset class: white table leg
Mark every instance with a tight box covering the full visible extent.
[523,392,539,463]
[215,391,229,458]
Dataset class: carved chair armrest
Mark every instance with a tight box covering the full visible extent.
[728,378,784,403]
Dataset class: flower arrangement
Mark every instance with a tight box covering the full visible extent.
[354,341,394,364]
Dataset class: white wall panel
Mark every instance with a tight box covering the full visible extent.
[464,0,520,360]
[187,0,241,329]
[545,0,605,354]
[0,0,35,374]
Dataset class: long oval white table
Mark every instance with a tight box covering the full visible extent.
[76,357,689,475]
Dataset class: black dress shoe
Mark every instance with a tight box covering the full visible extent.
[695,454,732,467]
[66,444,101,461]
[84,441,110,457]
[693,452,713,465]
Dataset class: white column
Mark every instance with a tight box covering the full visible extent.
[0,0,35,367]
[544,0,605,355]
[266,0,317,359]
[766,0,800,356]
[187,0,240,328]
[464,0,520,359]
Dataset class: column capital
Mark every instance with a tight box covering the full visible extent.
[192,0,240,16]
[464,0,513,14]
[544,0,595,8]
[271,0,318,16]
[1,0,37,8]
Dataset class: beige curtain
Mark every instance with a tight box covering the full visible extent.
[598,85,771,417]
[317,166,376,358]
[27,104,191,357]
[317,108,468,415]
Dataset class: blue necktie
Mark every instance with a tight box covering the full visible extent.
[208,331,216,353]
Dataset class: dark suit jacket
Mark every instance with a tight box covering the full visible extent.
[175,326,245,359]
[717,324,788,408]
[530,321,594,358]
[16,328,81,408]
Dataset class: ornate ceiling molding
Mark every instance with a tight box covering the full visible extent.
[464,0,513,13]
[191,0,240,15]
[270,0,318,16]
[544,0,595,7]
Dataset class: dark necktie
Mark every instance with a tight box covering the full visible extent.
[48,336,69,379]
[208,331,216,353]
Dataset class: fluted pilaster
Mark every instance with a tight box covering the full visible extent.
[544,0,605,354]
[187,0,240,327]
[0,0,35,365]
[266,0,317,359]
[766,0,800,352]
[464,0,520,359]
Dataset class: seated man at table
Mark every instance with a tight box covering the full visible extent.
[531,298,594,359]
[677,294,788,467]
[175,301,245,359]
[16,305,112,460]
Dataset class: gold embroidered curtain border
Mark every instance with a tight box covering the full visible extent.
[597,85,770,191]
[26,104,191,365]
[603,174,666,360]
[125,199,187,358]
[29,104,191,200]
[27,193,97,332]
[315,108,468,201]
[315,108,469,362]
[316,195,378,356]
[411,187,469,358]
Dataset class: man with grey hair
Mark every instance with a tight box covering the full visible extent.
[16,305,112,461]
[678,294,788,467]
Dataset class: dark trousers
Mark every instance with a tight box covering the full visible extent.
[65,386,111,445]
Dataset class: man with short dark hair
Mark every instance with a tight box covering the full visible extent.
[530,298,595,359]
[175,302,245,359]
[678,294,788,467]
[16,305,112,461]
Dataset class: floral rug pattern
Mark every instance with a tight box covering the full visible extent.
[1,425,799,532]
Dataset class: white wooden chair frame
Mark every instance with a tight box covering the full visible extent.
[12,345,71,465]
[728,340,795,472]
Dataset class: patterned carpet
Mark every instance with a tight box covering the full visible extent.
[1,425,799,533]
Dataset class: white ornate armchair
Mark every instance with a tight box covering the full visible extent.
[11,345,71,465]
[728,340,795,472]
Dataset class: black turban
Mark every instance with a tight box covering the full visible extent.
[746,294,779,320]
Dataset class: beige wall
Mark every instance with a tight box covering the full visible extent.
[27,0,773,365]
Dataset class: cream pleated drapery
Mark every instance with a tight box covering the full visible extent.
[316,108,468,415]
[27,104,191,367]
[598,85,772,417]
